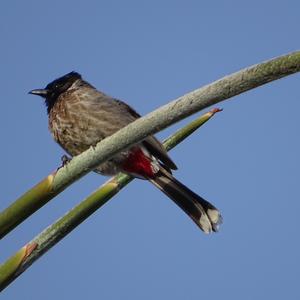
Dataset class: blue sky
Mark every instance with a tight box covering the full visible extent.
[1,1,299,299]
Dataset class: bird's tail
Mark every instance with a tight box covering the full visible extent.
[149,167,222,233]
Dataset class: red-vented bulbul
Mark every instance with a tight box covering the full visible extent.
[29,72,222,233]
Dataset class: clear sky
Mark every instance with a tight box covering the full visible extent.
[1,1,299,299]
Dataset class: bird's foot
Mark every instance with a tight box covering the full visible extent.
[57,154,72,171]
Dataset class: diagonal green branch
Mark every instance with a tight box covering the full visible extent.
[51,51,300,190]
[0,108,221,292]
[0,51,299,239]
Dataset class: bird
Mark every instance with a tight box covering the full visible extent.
[29,71,222,233]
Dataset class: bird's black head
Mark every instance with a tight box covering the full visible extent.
[29,71,82,113]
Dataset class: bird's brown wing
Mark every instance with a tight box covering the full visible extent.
[114,99,177,171]
[143,136,177,170]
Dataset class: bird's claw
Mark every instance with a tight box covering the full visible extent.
[57,155,72,171]
[61,154,71,166]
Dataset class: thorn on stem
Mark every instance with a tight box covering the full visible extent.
[210,107,223,114]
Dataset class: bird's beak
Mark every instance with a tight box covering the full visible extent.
[28,89,49,97]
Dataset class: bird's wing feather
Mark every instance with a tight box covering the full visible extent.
[112,99,177,170]
[142,136,177,170]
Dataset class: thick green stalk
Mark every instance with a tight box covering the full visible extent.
[0,109,220,292]
[0,51,299,239]
[0,175,56,239]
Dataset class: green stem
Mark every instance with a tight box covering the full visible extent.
[0,109,220,292]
